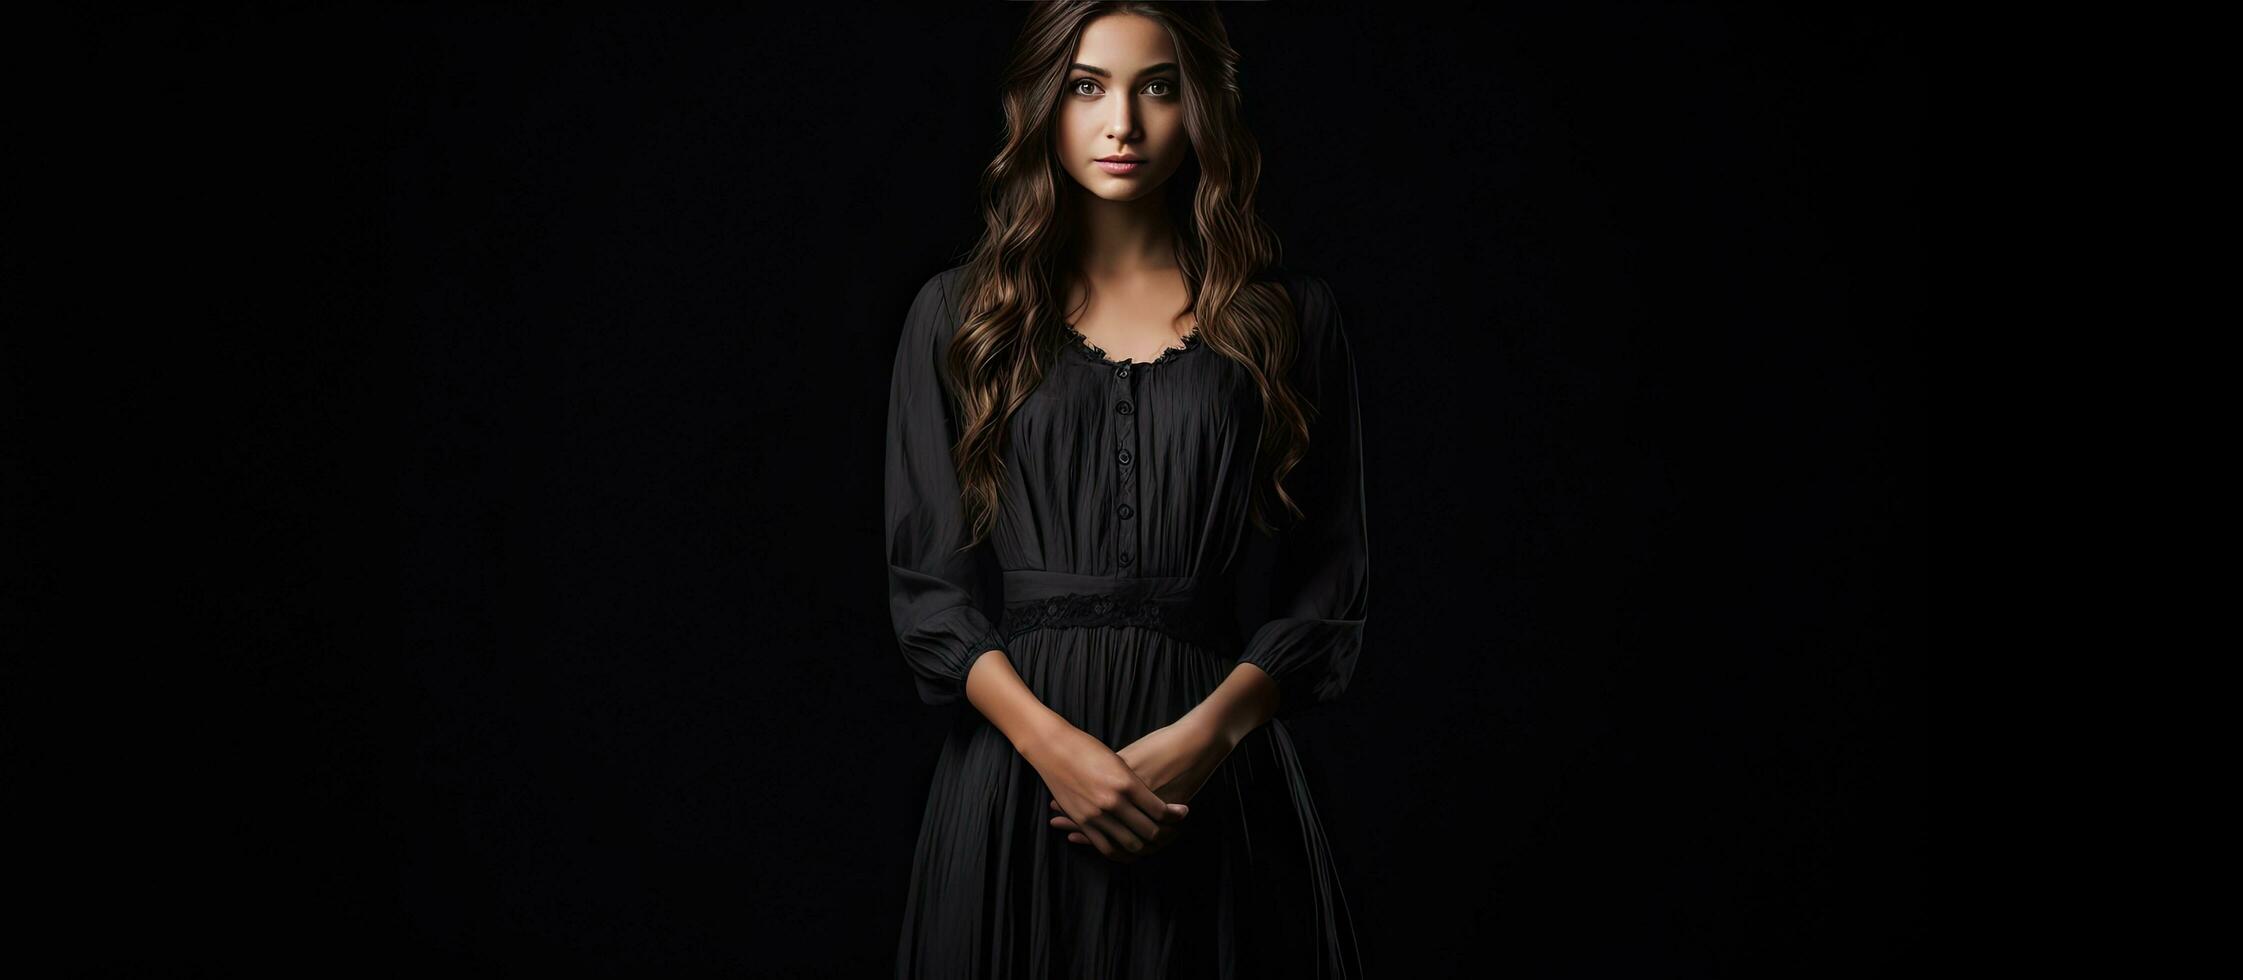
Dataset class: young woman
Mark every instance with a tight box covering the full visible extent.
[884,3,1369,976]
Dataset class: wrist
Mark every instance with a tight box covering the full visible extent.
[1177,707,1241,755]
[1006,708,1075,760]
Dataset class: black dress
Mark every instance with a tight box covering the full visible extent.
[885,264,1369,979]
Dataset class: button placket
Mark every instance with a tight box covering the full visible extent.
[1112,363,1140,573]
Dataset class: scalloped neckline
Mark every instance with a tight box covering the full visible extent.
[1060,321,1203,368]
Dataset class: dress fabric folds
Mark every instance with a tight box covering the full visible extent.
[884,264,1370,979]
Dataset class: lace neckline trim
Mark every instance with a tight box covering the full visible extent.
[1060,321,1204,368]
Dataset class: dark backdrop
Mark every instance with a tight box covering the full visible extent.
[44,2,1921,976]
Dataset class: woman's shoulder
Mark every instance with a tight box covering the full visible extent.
[913,263,970,312]
[1256,266,1342,345]
[901,263,976,337]
[1256,264,1337,312]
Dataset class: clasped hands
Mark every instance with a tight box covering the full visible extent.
[1023,719,1230,864]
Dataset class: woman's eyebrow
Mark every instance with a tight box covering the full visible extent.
[1069,61,1179,79]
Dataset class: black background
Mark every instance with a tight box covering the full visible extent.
[38,2,1921,975]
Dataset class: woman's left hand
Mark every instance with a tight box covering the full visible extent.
[1049,721,1229,850]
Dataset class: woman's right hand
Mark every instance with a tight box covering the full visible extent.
[1018,723,1189,863]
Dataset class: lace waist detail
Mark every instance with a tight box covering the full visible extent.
[997,570,1238,650]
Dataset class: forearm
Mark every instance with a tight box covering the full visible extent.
[1178,662,1280,751]
[964,649,1073,754]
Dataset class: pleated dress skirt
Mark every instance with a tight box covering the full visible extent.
[895,608,1364,979]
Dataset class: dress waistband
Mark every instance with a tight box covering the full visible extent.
[998,569,1239,650]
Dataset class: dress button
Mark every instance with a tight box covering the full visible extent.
[1118,552,1133,566]
[1116,400,1133,415]
[1116,449,1132,466]
[1118,503,1133,519]
[1116,365,1131,380]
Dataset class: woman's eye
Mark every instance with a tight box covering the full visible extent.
[1069,78,1177,98]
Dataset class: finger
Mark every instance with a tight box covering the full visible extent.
[1114,787,1171,842]
[1049,815,1078,831]
[1078,822,1125,861]
[1091,815,1146,858]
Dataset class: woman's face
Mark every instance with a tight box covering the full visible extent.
[1054,13,1190,202]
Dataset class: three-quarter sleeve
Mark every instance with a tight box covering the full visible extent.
[885,270,1009,707]
[1236,275,1371,721]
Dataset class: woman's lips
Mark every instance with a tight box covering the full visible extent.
[1095,159,1145,175]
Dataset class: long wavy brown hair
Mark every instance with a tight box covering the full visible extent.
[944,0,1313,548]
